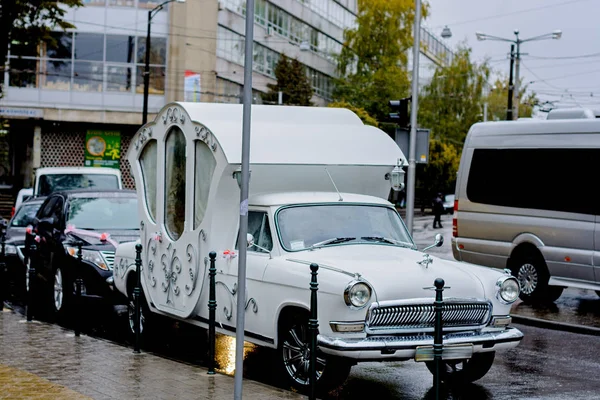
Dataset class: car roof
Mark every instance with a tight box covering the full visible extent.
[49,189,136,198]
[249,192,392,207]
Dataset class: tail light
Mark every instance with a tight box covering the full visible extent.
[10,206,15,218]
[452,199,458,237]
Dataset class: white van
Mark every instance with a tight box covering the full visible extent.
[452,114,600,303]
[33,167,123,197]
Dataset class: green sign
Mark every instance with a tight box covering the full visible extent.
[84,130,121,169]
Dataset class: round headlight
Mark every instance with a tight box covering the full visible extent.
[496,276,520,304]
[344,281,372,308]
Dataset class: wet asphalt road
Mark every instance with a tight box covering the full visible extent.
[5,211,600,399]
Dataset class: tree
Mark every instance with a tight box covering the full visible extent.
[0,0,82,95]
[334,0,427,122]
[263,54,313,106]
[485,77,539,121]
[417,45,489,196]
[327,101,379,127]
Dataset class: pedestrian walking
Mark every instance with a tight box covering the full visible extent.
[433,193,443,229]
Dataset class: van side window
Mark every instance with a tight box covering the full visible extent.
[466,148,597,215]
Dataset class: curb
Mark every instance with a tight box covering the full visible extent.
[512,314,600,336]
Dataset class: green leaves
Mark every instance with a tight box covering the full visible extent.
[334,0,424,122]
[263,54,314,106]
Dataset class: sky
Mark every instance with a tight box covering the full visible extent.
[423,0,600,112]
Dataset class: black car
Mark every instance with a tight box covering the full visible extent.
[3,197,46,299]
[29,189,139,317]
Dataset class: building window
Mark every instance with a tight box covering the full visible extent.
[106,65,133,92]
[106,35,135,63]
[136,66,165,94]
[165,127,186,240]
[74,33,104,61]
[73,61,103,91]
[108,0,134,6]
[83,0,107,5]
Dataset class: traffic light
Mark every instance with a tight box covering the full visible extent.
[389,98,410,127]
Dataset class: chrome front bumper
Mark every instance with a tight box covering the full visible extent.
[318,327,523,361]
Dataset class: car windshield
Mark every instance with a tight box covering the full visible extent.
[276,204,414,251]
[39,174,119,196]
[67,197,138,230]
[11,203,42,227]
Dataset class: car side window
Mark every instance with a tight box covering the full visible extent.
[236,211,273,253]
[49,198,64,227]
[252,212,273,253]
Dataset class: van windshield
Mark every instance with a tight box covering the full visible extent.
[38,174,119,196]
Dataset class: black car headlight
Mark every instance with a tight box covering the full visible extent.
[344,281,372,309]
[65,245,109,271]
[496,275,520,304]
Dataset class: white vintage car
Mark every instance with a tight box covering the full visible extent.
[114,102,523,392]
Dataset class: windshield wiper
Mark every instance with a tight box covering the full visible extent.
[310,237,356,250]
[361,236,413,248]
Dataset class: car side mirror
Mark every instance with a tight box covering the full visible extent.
[423,233,444,252]
[247,233,255,248]
[35,216,55,233]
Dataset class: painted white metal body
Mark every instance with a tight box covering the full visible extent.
[114,102,522,365]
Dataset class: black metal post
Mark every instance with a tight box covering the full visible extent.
[433,278,445,399]
[26,236,35,322]
[75,242,83,337]
[207,251,217,374]
[309,263,319,400]
[507,44,515,121]
[134,243,143,353]
[0,227,6,309]
[142,10,152,125]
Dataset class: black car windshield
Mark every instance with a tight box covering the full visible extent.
[11,203,43,227]
[39,174,119,197]
[67,197,138,230]
[276,204,414,251]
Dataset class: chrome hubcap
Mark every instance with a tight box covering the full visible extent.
[128,300,145,334]
[282,323,325,386]
[54,269,63,311]
[518,263,538,295]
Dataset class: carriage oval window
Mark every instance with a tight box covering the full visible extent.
[140,140,157,221]
[194,140,216,229]
[165,127,186,240]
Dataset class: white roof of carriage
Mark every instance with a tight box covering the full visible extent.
[173,102,405,166]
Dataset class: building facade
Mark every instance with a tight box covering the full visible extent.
[0,0,451,214]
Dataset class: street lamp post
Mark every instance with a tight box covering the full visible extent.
[142,0,186,125]
[476,29,561,119]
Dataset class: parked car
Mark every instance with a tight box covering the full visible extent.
[29,189,138,317]
[443,194,455,214]
[12,188,34,217]
[3,197,46,298]
[33,167,123,197]
[114,102,524,392]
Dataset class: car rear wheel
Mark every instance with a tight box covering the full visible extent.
[425,352,495,384]
[277,311,352,393]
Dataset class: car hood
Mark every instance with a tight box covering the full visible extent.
[287,244,487,301]
[5,227,27,245]
[65,229,140,249]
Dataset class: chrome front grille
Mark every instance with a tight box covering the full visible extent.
[366,299,492,334]
[100,251,115,270]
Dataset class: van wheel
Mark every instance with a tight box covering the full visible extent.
[510,255,552,303]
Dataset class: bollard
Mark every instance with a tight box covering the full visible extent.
[207,251,217,374]
[308,263,319,400]
[0,227,6,310]
[75,242,84,337]
[134,243,142,353]
[433,278,445,399]
[26,239,36,322]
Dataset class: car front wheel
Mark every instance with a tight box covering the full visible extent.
[277,312,352,393]
[425,352,495,384]
[50,266,71,316]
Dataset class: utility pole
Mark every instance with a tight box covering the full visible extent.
[513,37,521,120]
[405,0,421,235]
[507,44,515,121]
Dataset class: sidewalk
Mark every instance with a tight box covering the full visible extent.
[0,309,302,400]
